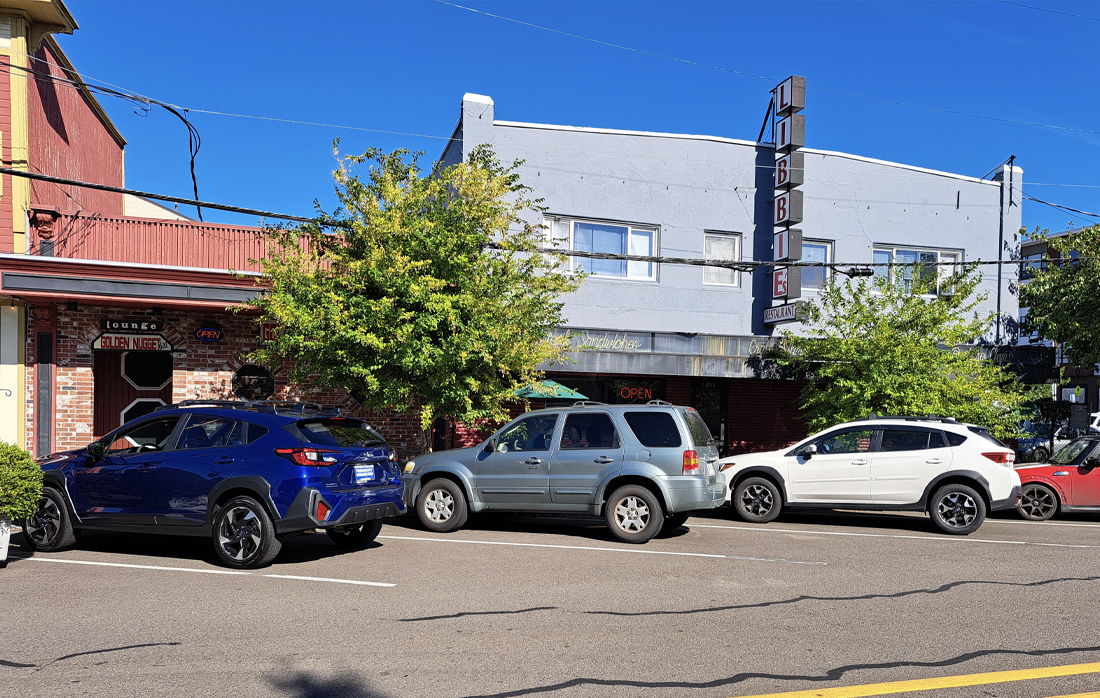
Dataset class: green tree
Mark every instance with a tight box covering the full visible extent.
[244,145,582,436]
[773,265,1038,438]
[0,441,43,520]
[1019,224,1100,369]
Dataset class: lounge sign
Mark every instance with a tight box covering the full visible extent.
[767,75,807,325]
[92,333,173,351]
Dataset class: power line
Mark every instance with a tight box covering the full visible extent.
[992,0,1100,22]
[1023,193,1100,224]
[434,0,1100,137]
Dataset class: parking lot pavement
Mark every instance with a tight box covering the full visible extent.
[4,508,1100,698]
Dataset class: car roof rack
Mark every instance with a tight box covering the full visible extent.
[155,400,276,414]
[646,400,673,406]
[153,400,343,417]
[849,414,960,424]
[571,400,608,408]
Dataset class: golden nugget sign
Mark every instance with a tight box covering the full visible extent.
[767,75,807,325]
[92,334,173,351]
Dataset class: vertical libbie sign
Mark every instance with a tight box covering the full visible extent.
[766,75,806,325]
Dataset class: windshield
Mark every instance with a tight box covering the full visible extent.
[1050,439,1092,465]
[296,419,386,448]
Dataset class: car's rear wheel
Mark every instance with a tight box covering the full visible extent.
[326,519,384,549]
[733,477,782,523]
[416,478,468,533]
[929,484,986,535]
[21,488,76,552]
[605,484,664,544]
[1017,483,1058,521]
[212,496,282,569]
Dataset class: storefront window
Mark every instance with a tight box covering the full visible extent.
[232,365,275,401]
[122,352,173,391]
[607,378,665,404]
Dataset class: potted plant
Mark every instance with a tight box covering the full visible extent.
[0,441,43,568]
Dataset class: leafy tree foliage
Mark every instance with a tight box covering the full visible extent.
[1019,225,1100,369]
[0,441,42,520]
[774,265,1038,438]
[245,145,581,431]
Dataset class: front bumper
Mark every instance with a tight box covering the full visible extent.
[989,485,1022,512]
[276,486,407,535]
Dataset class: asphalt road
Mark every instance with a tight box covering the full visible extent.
[3,507,1100,698]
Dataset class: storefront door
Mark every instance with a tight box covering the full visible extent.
[691,379,727,454]
[93,351,174,438]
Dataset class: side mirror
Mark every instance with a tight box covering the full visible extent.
[483,438,497,454]
[1084,457,1099,471]
[87,442,106,459]
[803,444,818,460]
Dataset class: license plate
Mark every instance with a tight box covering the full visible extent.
[354,465,375,483]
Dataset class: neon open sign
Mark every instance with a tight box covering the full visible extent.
[619,386,653,400]
[194,326,223,342]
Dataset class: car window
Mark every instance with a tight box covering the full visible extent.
[496,414,559,452]
[559,413,621,450]
[799,428,874,455]
[246,424,269,444]
[297,419,386,448]
[967,426,1009,449]
[623,412,682,448]
[1051,439,1093,465]
[945,431,967,447]
[104,416,182,456]
[678,408,714,448]
[880,428,937,452]
[178,417,246,450]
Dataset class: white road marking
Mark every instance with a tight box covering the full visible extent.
[263,574,395,587]
[377,534,826,565]
[16,556,395,586]
[689,523,1100,548]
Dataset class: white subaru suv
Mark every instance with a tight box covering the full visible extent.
[717,416,1021,535]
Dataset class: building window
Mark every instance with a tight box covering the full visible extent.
[552,218,659,281]
[802,240,832,291]
[703,233,741,287]
[873,246,961,294]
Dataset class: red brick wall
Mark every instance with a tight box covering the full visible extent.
[27,42,124,215]
[726,378,809,454]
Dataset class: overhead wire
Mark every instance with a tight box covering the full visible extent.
[992,0,1100,23]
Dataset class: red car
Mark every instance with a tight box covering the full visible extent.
[1015,437,1100,520]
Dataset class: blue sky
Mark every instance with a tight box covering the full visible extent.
[60,1,1099,233]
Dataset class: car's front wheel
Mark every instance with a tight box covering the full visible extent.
[326,519,385,549]
[211,496,282,568]
[21,488,76,552]
[732,477,782,523]
[929,484,986,535]
[605,484,664,544]
[1017,483,1058,521]
[416,478,468,533]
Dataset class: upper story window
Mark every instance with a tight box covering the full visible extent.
[872,245,961,295]
[703,232,741,287]
[802,240,833,291]
[549,218,658,281]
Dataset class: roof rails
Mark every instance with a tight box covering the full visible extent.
[646,400,673,406]
[153,400,342,416]
[850,414,960,424]
[155,400,275,414]
[571,400,608,408]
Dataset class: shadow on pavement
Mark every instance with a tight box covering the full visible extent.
[267,671,395,698]
[385,511,691,543]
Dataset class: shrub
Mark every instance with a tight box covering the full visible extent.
[0,441,43,520]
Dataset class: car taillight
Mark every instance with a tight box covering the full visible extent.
[683,450,699,475]
[982,452,1015,464]
[274,448,341,466]
[316,499,331,521]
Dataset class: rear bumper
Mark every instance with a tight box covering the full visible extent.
[989,485,1022,512]
[276,486,407,535]
[663,478,727,514]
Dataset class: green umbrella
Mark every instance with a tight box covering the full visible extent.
[512,380,587,399]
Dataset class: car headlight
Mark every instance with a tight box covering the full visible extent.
[403,460,416,473]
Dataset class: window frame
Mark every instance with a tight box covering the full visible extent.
[549,216,661,282]
[872,244,963,295]
[702,231,742,288]
[557,412,623,450]
[104,415,183,456]
[800,238,834,293]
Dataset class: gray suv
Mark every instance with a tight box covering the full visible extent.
[401,401,725,543]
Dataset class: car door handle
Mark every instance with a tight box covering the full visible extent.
[594,456,616,464]
[136,464,158,471]
[215,457,237,465]
[851,459,870,465]
[926,458,945,464]
[524,458,543,466]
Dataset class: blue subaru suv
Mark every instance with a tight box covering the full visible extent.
[21,401,406,568]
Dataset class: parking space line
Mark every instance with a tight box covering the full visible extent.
[731,660,1100,697]
[263,574,395,587]
[689,524,1100,549]
[986,519,1100,529]
[377,534,826,565]
[16,556,395,586]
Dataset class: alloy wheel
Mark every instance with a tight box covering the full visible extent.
[1019,485,1057,519]
[613,496,650,533]
[936,492,978,528]
[217,506,262,562]
[24,496,61,546]
[424,489,454,523]
[740,484,774,517]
